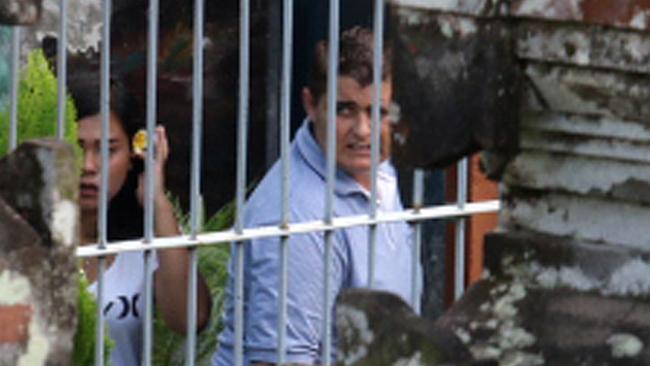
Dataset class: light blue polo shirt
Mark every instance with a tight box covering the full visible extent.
[213,120,420,365]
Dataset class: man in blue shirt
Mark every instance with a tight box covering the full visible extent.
[213,27,420,365]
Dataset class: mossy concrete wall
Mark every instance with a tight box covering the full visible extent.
[0,139,79,366]
[335,1,650,365]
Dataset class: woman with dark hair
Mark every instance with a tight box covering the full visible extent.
[69,71,211,366]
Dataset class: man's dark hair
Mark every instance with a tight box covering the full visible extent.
[307,26,392,102]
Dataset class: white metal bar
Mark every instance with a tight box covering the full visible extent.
[142,0,160,363]
[411,169,424,309]
[186,248,199,366]
[234,0,250,364]
[143,250,154,366]
[99,0,111,249]
[95,257,106,366]
[322,0,340,363]
[454,158,468,300]
[95,2,112,364]
[367,0,385,288]
[144,0,159,243]
[77,201,501,257]
[8,27,20,152]
[186,0,205,363]
[56,0,68,140]
[277,0,293,363]
[190,0,205,240]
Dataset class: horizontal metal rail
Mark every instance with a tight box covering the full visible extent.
[76,200,499,257]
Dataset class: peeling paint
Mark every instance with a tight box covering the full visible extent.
[455,326,471,344]
[51,199,77,247]
[630,10,648,29]
[500,351,545,366]
[0,270,31,305]
[514,0,583,20]
[392,0,489,14]
[22,0,103,54]
[392,351,422,366]
[523,258,650,297]
[607,333,643,358]
[503,192,650,250]
[16,312,49,366]
[464,274,543,364]
[338,304,374,365]
[606,259,650,296]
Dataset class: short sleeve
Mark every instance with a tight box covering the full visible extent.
[243,228,348,364]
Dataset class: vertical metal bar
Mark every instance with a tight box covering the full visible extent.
[322,0,339,363]
[367,0,384,287]
[142,0,160,364]
[99,0,111,256]
[8,27,20,152]
[411,169,424,308]
[95,257,106,366]
[190,0,205,239]
[144,0,159,243]
[186,0,205,363]
[143,250,154,366]
[185,248,199,366]
[454,158,468,300]
[56,0,68,140]
[234,0,250,365]
[95,0,112,364]
[277,0,293,364]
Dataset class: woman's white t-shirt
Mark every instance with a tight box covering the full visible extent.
[88,251,158,366]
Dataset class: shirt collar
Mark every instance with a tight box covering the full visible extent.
[295,118,367,197]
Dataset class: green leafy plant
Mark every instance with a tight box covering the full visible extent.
[153,200,234,366]
[0,48,78,155]
[74,271,114,366]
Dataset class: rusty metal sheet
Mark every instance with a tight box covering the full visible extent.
[524,63,650,123]
[0,0,41,25]
[516,22,650,74]
[512,0,650,31]
[390,7,519,173]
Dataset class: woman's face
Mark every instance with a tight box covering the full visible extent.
[78,113,132,211]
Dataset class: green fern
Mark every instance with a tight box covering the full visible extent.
[0,48,78,155]
[74,271,114,366]
[153,200,234,366]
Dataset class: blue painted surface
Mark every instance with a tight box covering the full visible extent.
[0,27,10,110]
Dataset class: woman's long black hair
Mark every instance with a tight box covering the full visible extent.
[68,68,145,241]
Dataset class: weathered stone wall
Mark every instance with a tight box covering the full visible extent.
[336,1,650,365]
[0,0,41,26]
[0,139,79,366]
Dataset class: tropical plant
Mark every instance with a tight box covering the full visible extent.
[0,48,77,156]
[74,271,114,366]
[153,199,234,366]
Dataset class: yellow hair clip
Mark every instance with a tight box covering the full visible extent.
[132,129,148,156]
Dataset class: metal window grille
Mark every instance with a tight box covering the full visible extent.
[3,0,500,365]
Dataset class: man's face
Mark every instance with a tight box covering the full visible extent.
[304,76,393,189]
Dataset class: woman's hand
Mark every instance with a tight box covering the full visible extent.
[135,125,170,206]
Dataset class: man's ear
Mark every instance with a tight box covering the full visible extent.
[302,87,317,120]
